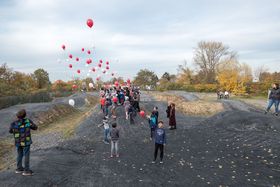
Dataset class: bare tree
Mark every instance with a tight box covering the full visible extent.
[254,65,269,82]
[193,41,236,83]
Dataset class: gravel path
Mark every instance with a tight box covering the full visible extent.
[0,92,279,187]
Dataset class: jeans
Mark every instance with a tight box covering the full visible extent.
[266,99,280,113]
[17,145,30,171]
[111,141,119,155]
[104,129,110,142]
[154,143,164,161]
[150,128,155,139]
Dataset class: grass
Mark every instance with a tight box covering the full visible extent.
[150,93,224,116]
[0,138,14,170]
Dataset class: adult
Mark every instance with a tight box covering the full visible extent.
[265,83,280,116]
[169,103,176,130]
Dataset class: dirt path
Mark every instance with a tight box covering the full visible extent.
[0,93,279,187]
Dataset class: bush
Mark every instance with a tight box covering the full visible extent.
[0,90,52,109]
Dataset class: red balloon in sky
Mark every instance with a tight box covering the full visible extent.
[76,57,79,62]
[106,66,109,70]
[96,77,100,81]
[69,54,73,59]
[87,50,91,55]
[82,48,85,52]
[106,61,109,65]
[87,19,94,28]
[92,67,96,72]
[99,60,103,63]
[62,45,66,50]
[77,69,81,74]
[69,64,73,68]
[86,59,92,64]
[98,63,102,68]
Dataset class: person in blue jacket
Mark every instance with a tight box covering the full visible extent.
[152,121,166,164]
[148,111,158,140]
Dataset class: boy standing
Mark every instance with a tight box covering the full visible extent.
[9,109,38,176]
[152,121,166,164]
[110,123,120,158]
[148,111,158,140]
[98,117,110,144]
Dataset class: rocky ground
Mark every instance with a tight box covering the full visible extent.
[0,92,279,187]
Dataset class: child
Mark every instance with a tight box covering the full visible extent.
[148,111,158,140]
[152,121,166,164]
[9,109,38,176]
[100,96,106,114]
[110,123,120,158]
[98,117,110,144]
[124,96,130,120]
[153,106,159,125]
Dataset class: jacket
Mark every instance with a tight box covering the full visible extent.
[9,118,38,147]
[110,128,119,141]
[154,128,166,145]
[269,88,280,100]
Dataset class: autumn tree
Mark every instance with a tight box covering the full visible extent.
[133,69,158,89]
[33,68,50,89]
[176,61,194,85]
[217,60,252,95]
[193,41,236,84]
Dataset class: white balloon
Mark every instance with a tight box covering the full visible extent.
[68,99,75,106]
[89,83,94,88]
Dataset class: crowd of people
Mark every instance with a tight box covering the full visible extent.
[8,83,280,176]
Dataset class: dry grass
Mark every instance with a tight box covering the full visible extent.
[0,138,14,170]
[150,93,224,116]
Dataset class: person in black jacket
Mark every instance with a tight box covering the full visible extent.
[265,83,280,116]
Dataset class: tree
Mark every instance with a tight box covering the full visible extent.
[133,69,158,89]
[33,69,50,89]
[254,65,269,82]
[217,60,252,95]
[193,41,236,83]
[176,61,194,85]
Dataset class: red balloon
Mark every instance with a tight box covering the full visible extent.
[98,63,102,68]
[103,70,106,74]
[82,48,85,52]
[114,81,119,86]
[112,97,118,103]
[86,59,92,64]
[96,77,100,81]
[77,69,81,74]
[87,19,94,28]
[106,61,109,65]
[106,66,109,70]
[69,64,73,68]
[139,110,145,117]
[62,45,66,50]
[69,54,73,59]
[76,57,79,62]
[92,67,96,72]
[127,79,131,83]
[87,50,91,54]
[99,60,103,63]
[72,84,77,89]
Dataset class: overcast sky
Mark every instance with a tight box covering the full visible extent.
[0,0,279,81]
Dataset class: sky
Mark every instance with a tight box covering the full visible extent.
[0,0,279,82]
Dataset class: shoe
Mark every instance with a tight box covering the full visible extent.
[275,113,279,116]
[160,161,163,164]
[116,154,119,158]
[110,155,114,158]
[15,168,24,174]
[150,137,152,141]
[264,111,268,114]
[152,161,156,164]
[103,140,109,144]
[22,170,33,176]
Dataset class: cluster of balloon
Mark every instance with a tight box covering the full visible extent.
[60,18,118,107]
[139,110,145,117]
